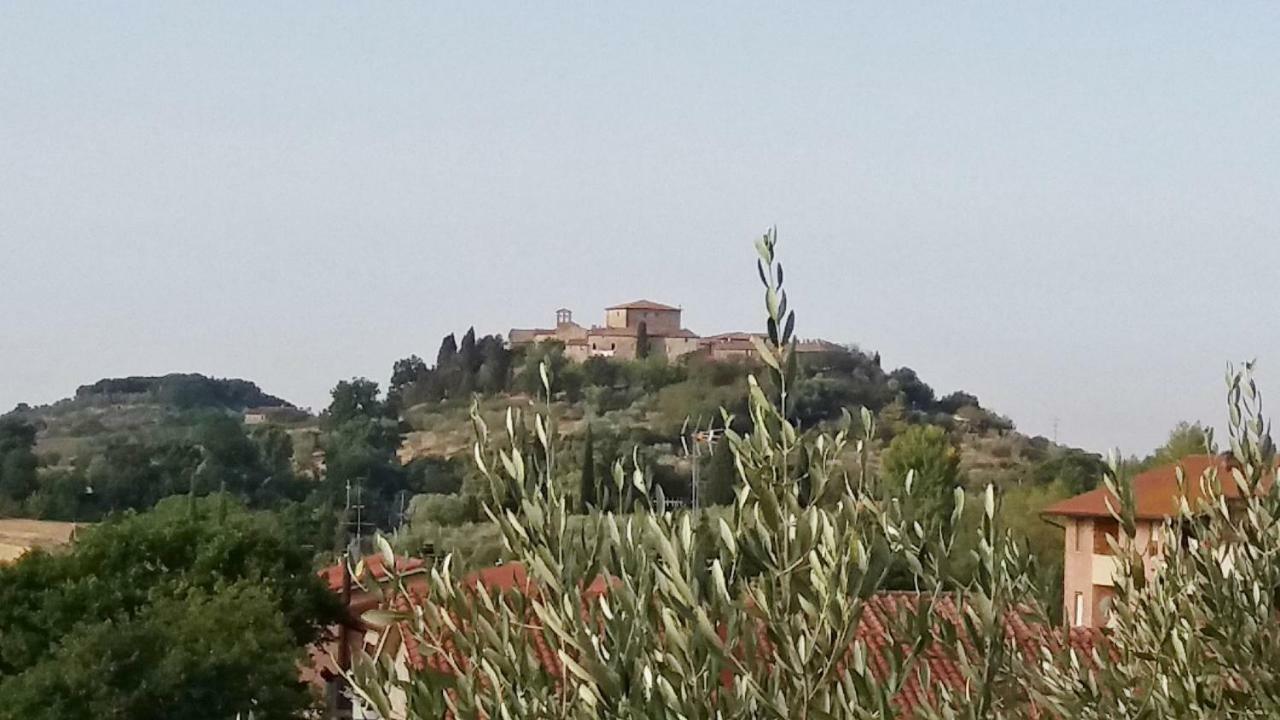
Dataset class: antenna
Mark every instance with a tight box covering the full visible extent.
[343,478,374,555]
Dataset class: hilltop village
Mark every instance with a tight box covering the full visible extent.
[509,299,843,362]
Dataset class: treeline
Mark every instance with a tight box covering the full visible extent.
[0,413,307,521]
[386,329,1008,436]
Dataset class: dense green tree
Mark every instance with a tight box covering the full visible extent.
[252,425,297,486]
[1140,420,1217,470]
[0,418,39,504]
[390,355,428,392]
[322,415,406,527]
[517,341,570,396]
[86,439,200,514]
[790,376,860,427]
[406,457,465,495]
[888,366,935,410]
[582,356,620,387]
[326,378,386,426]
[881,424,961,527]
[322,379,406,530]
[654,380,748,436]
[938,390,981,414]
[22,468,91,521]
[192,413,260,496]
[0,584,314,720]
[626,355,686,392]
[0,496,339,685]
[389,355,429,410]
[409,493,477,527]
[1030,448,1108,494]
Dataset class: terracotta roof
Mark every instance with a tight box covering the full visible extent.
[1041,454,1268,520]
[606,300,680,312]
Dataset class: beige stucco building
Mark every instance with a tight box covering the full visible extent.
[1042,454,1243,628]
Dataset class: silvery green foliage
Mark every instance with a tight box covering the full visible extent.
[1029,363,1280,719]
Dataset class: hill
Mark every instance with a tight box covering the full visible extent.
[392,336,1087,488]
[6,373,309,463]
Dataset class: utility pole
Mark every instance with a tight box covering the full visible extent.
[682,418,722,511]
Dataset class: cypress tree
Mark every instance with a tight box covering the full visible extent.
[635,321,651,360]
[702,437,737,506]
[580,424,596,512]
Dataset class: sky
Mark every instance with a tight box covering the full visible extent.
[2,3,1278,455]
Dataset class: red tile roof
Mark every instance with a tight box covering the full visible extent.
[606,300,681,311]
[367,562,1101,716]
[319,554,426,593]
[1041,454,1267,520]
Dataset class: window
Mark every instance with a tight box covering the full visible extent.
[1072,522,1083,552]
[1073,592,1085,626]
[1093,518,1119,555]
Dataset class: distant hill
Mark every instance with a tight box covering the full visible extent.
[72,374,292,411]
[7,373,306,461]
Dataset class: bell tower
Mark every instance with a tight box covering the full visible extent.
[556,308,573,327]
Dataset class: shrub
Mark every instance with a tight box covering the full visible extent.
[407,493,476,528]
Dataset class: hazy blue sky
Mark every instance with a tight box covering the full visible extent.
[2,3,1278,454]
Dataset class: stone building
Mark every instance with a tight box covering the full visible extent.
[510,300,701,362]
[511,301,844,363]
